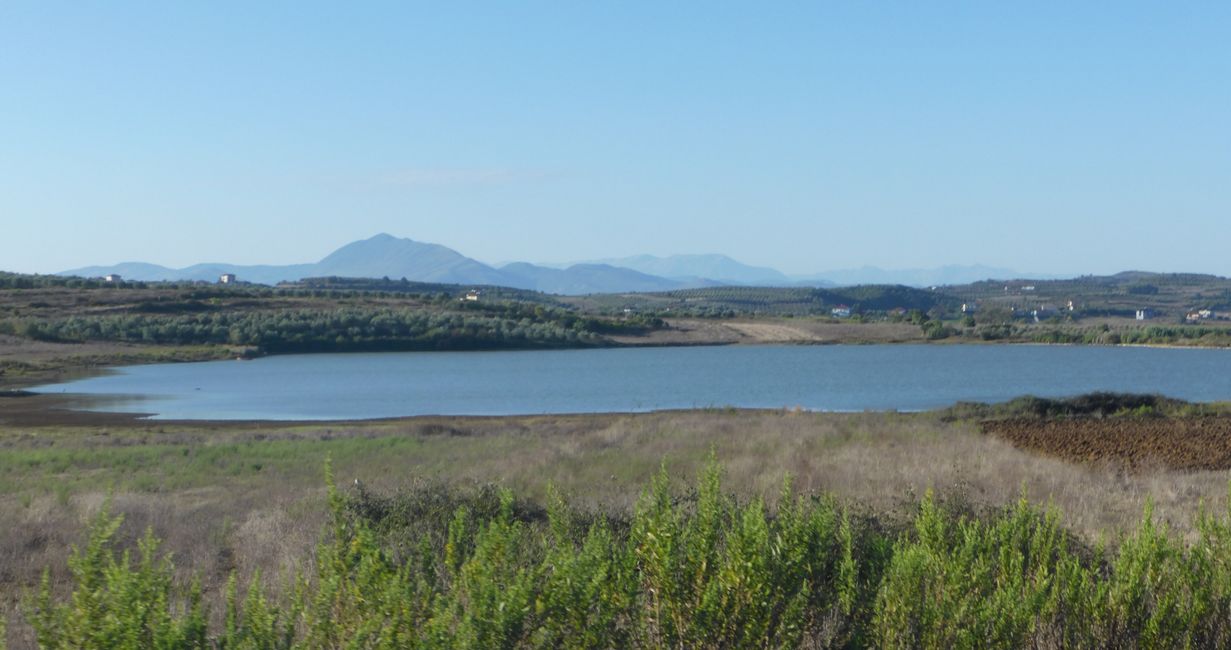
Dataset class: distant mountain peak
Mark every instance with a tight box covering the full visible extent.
[59,234,705,294]
[56,233,1056,295]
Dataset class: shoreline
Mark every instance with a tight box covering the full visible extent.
[4,328,1228,400]
[0,389,819,428]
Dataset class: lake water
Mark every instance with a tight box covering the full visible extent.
[27,344,1231,420]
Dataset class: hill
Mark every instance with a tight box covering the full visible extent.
[581,253,796,286]
[61,234,703,294]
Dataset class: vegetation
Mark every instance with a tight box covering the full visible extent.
[19,459,1231,648]
[943,392,1231,422]
[1024,324,1231,347]
[570,285,956,319]
[0,307,609,353]
[4,271,1231,373]
[0,276,666,355]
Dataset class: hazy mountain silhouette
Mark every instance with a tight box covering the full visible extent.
[313,234,508,285]
[61,234,1037,293]
[792,264,1041,288]
[577,254,795,286]
[62,234,695,293]
[500,262,715,294]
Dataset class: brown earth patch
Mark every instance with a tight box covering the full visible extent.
[607,318,923,346]
[983,417,1231,471]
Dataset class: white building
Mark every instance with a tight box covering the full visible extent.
[219,273,237,284]
[831,305,851,318]
[104,274,122,283]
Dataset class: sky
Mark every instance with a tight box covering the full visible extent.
[1,2,1228,277]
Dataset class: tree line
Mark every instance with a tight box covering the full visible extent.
[0,307,614,353]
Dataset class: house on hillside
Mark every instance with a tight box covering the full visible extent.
[831,305,851,318]
[1032,305,1058,322]
[219,273,237,284]
[464,290,481,302]
[1186,309,1215,323]
[1136,309,1155,321]
[104,274,122,283]
[961,303,978,314]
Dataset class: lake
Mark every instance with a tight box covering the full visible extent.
[28,344,1231,420]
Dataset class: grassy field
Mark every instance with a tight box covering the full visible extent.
[5,402,1231,646]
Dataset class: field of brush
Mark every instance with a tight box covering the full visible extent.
[5,399,1231,647]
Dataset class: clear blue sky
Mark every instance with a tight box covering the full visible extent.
[2,2,1228,276]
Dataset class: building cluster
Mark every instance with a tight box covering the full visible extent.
[1185,309,1227,323]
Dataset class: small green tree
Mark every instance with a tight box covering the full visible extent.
[26,504,207,649]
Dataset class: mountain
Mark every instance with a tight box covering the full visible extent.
[62,262,184,281]
[500,262,695,294]
[794,265,1036,288]
[59,234,1052,295]
[580,254,794,286]
[313,234,508,285]
[60,234,508,287]
[60,234,697,294]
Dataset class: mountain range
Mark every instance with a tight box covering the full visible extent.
[61,234,1039,294]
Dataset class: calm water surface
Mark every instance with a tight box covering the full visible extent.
[28,345,1231,420]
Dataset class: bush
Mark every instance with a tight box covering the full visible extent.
[26,504,207,649]
[26,462,1231,647]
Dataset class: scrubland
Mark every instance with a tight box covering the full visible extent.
[5,404,1231,646]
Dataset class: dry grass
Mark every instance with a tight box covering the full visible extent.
[3,409,1231,647]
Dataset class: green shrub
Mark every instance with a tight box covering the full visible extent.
[26,504,208,649]
[26,464,1231,647]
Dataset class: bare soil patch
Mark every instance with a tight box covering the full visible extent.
[608,318,923,346]
[983,416,1231,471]
[606,319,745,346]
[723,321,823,342]
[771,320,923,343]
